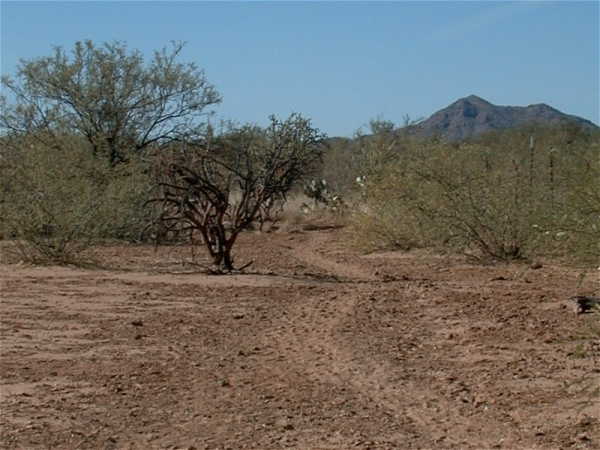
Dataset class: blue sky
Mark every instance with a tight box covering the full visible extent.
[1,1,598,137]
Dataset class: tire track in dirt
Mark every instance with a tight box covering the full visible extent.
[264,230,521,448]
[262,230,435,446]
[289,230,377,283]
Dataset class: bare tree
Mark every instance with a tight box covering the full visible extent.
[1,40,221,165]
[150,114,326,272]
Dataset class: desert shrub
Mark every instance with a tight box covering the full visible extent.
[0,134,152,264]
[352,119,407,179]
[549,140,600,265]
[351,124,599,264]
[150,113,326,272]
[320,137,356,195]
[318,118,413,222]
[350,165,425,251]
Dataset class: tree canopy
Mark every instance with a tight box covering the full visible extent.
[1,40,221,164]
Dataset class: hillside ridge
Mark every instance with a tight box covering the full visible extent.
[408,95,598,141]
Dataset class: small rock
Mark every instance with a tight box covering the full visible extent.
[131,320,144,327]
[530,262,543,270]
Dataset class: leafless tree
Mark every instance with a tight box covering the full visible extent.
[149,114,326,272]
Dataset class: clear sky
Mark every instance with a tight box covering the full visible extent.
[1,1,598,137]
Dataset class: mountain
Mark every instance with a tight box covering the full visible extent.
[408,95,598,141]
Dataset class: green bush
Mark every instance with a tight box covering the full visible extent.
[0,135,152,264]
[351,125,600,264]
[320,119,408,197]
[550,141,600,265]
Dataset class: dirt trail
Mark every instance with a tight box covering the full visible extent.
[267,231,530,448]
[1,228,599,449]
[271,232,419,440]
[289,230,377,282]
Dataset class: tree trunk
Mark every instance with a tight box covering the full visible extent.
[207,225,237,272]
[210,243,234,272]
[221,246,234,272]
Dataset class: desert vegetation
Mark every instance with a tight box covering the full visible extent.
[1,40,598,269]
[346,121,600,265]
[0,132,151,263]
[0,41,325,266]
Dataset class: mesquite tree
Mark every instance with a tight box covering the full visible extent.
[150,114,326,272]
[1,40,221,165]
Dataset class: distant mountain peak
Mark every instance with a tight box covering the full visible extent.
[462,94,490,103]
[410,96,597,141]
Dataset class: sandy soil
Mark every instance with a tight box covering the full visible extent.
[1,226,599,449]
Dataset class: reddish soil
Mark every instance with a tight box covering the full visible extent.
[1,227,599,449]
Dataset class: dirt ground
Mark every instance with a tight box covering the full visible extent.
[1,226,599,449]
